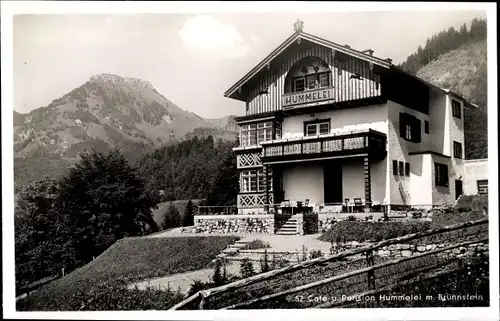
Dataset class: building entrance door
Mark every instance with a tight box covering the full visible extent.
[324,160,343,204]
[455,179,463,200]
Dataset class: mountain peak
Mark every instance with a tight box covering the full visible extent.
[89,73,155,91]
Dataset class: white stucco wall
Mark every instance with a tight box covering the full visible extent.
[281,103,388,138]
[431,154,455,205]
[282,163,324,206]
[342,159,365,202]
[281,157,387,206]
[386,91,465,207]
[387,100,431,205]
[371,158,388,204]
[463,159,488,195]
[428,91,447,153]
[409,154,433,207]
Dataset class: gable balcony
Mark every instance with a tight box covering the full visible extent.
[260,128,387,164]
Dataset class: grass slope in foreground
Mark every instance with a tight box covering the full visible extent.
[17,236,239,311]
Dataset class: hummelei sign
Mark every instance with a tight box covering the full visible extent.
[283,87,334,107]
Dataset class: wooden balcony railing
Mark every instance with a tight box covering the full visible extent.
[261,129,386,163]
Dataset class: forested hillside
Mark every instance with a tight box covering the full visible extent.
[399,18,488,159]
[136,135,239,206]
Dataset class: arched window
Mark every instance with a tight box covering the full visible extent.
[284,56,332,94]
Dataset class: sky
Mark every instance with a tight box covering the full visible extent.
[13,9,487,119]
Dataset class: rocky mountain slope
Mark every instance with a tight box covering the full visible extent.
[14,73,238,185]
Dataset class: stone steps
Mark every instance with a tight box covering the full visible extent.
[275,216,299,235]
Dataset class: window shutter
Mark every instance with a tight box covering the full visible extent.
[399,113,405,138]
[414,117,421,143]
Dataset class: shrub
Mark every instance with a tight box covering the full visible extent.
[432,194,488,226]
[347,215,357,221]
[187,280,211,297]
[259,249,270,273]
[162,202,181,230]
[183,200,195,227]
[455,194,488,214]
[318,221,433,243]
[212,259,228,286]
[17,280,186,311]
[309,249,323,260]
[270,253,289,270]
[244,239,271,250]
[301,245,308,262]
[240,258,255,278]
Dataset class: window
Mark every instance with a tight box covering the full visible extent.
[241,169,273,193]
[424,120,429,134]
[240,121,280,147]
[435,163,449,187]
[392,160,398,175]
[477,180,488,195]
[452,99,461,119]
[293,78,305,92]
[292,71,331,93]
[307,75,318,90]
[305,121,330,137]
[453,141,463,159]
[257,122,272,144]
[405,162,410,177]
[319,73,330,88]
[399,113,421,143]
[275,122,282,140]
[240,124,257,147]
[399,161,405,176]
[241,170,257,192]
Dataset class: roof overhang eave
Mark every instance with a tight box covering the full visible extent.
[224,31,393,98]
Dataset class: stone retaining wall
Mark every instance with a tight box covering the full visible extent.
[194,215,274,234]
[318,213,386,233]
[328,240,488,260]
[240,241,488,265]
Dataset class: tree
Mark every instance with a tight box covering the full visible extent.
[212,259,227,286]
[162,202,181,230]
[183,199,195,226]
[259,248,270,273]
[15,177,72,287]
[205,141,238,206]
[54,148,159,265]
[240,258,255,279]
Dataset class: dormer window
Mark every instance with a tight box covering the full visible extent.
[292,71,331,93]
[293,78,305,92]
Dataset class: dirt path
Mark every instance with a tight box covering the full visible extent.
[128,261,258,294]
[130,229,331,294]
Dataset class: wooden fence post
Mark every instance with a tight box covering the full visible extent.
[199,291,209,310]
[366,249,375,290]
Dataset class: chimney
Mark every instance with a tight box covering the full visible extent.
[385,58,393,64]
[344,44,351,49]
[362,49,374,56]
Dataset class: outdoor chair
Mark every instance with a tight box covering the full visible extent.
[354,198,363,212]
[343,198,351,213]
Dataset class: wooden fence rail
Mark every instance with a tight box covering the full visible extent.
[169,218,488,310]
[221,237,488,309]
[313,267,461,308]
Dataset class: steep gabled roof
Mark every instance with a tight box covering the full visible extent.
[224,31,392,99]
[225,30,478,109]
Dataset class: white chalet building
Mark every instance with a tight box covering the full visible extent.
[225,23,478,214]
